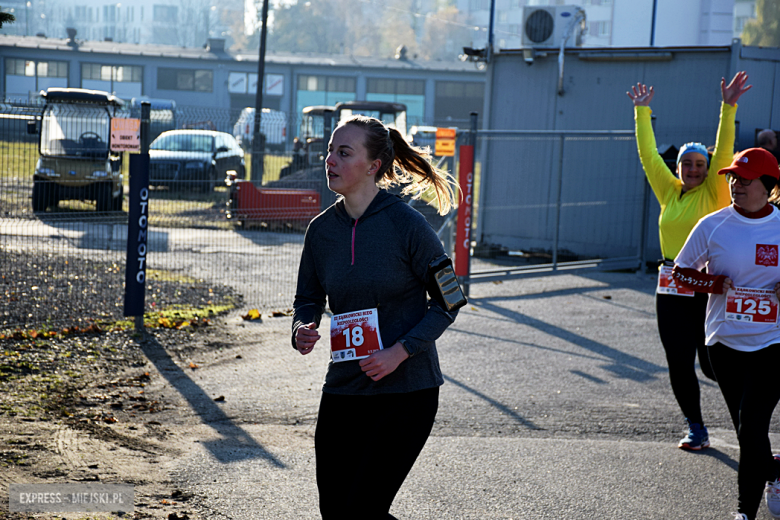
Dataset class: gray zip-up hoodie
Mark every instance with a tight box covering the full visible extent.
[292,190,458,395]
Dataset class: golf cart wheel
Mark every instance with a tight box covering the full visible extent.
[95,182,113,212]
[32,178,58,212]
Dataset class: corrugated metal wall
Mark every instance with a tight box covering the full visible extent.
[481,42,780,264]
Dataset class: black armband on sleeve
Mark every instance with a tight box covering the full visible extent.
[426,254,467,312]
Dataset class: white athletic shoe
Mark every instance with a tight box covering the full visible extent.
[732,513,748,520]
[767,478,780,519]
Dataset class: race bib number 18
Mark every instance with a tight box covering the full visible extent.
[329,308,383,362]
[725,287,779,324]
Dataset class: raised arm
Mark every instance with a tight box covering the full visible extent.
[707,72,750,205]
[629,82,676,201]
[627,83,655,107]
[721,71,751,107]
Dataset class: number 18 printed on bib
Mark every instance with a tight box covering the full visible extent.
[329,308,383,363]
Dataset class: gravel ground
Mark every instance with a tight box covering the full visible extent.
[1,249,242,331]
[0,248,248,520]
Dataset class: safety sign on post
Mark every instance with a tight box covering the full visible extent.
[435,127,456,157]
[110,118,141,152]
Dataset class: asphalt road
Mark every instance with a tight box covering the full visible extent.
[144,270,780,520]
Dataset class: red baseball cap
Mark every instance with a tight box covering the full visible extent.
[718,147,780,180]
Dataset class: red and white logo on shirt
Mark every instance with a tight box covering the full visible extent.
[756,244,778,267]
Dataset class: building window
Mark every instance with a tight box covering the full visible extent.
[367,78,424,96]
[366,78,425,126]
[158,68,213,92]
[735,16,753,33]
[434,81,484,128]
[103,4,117,23]
[297,75,355,94]
[5,59,69,98]
[82,64,142,83]
[296,74,356,116]
[590,20,611,37]
[469,0,490,10]
[6,59,68,78]
[153,4,178,21]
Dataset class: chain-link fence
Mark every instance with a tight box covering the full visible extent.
[0,98,325,332]
[1,95,648,331]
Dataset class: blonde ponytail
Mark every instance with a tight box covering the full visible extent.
[341,116,459,215]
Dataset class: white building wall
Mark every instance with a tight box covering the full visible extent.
[611,0,654,46]
[733,0,756,36]
[1,0,241,47]
[460,0,738,50]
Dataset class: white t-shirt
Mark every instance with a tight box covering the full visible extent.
[675,205,780,352]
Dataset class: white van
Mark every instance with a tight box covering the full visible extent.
[233,107,287,151]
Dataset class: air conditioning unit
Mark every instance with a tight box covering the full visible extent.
[521,5,586,48]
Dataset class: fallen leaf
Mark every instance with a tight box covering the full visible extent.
[213,395,225,402]
[242,309,261,320]
[189,362,199,369]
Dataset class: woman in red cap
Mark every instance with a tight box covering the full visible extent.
[627,71,751,451]
[672,147,780,520]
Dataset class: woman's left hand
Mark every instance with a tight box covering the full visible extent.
[722,71,752,106]
[775,282,780,300]
[359,343,409,382]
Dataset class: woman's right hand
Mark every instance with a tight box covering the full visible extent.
[295,322,320,355]
[627,83,654,106]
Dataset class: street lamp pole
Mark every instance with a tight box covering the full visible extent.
[251,0,269,183]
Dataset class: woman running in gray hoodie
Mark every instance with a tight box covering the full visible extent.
[292,115,461,520]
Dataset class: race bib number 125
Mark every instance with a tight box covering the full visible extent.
[329,308,383,362]
[725,287,779,324]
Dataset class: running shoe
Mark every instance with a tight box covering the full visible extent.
[732,514,748,520]
[678,420,710,450]
[766,454,780,519]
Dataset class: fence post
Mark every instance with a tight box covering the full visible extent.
[124,102,150,333]
[454,112,478,297]
[551,133,565,269]
[320,111,334,212]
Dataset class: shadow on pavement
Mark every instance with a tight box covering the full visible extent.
[139,336,285,468]
[442,374,541,430]
[699,447,739,472]
[472,299,665,383]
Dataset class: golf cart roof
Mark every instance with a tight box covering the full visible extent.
[302,105,334,116]
[334,101,406,114]
[40,88,125,107]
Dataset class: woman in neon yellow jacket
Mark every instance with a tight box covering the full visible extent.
[627,71,751,451]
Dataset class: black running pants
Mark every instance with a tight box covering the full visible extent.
[709,342,780,520]
[315,387,439,520]
[655,291,716,425]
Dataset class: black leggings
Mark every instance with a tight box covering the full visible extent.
[315,387,439,520]
[656,291,716,425]
[709,343,780,520]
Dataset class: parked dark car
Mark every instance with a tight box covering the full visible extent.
[149,130,246,192]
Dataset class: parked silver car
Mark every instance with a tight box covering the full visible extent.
[149,130,245,192]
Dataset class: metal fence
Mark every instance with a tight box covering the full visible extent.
[0,99,324,332]
[1,97,648,332]
[465,129,646,283]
